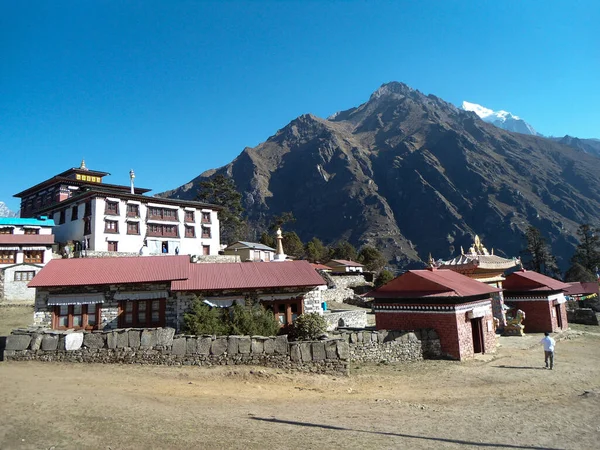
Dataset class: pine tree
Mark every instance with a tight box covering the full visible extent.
[520,226,559,277]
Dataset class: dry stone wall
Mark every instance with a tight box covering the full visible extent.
[3,328,349,376]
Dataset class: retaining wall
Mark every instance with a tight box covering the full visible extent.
[567,308,600,326]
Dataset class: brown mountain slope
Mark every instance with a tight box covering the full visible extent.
[163,82,600,270]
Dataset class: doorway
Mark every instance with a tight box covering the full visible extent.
[555,304,563,329]
[471,318,485,354]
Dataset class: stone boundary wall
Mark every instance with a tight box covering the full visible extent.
[331,329,442,363]
[567,308,600,326]
[3,328,349,376]
[329,274,372,290]
[324,310,367,331]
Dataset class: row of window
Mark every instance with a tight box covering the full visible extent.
[14,270,36,281]
[53,300,164,330]
[0,228,40,235]
[58,202,92,224]
[0,251,44,264]
[104,221,211,238]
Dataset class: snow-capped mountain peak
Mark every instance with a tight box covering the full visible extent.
[461,101,538,136]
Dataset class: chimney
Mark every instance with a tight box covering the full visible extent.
[129,169,135,194]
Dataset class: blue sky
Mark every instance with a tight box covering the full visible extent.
[1,1,598,212]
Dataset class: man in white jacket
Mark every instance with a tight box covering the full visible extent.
[540,332,556,370]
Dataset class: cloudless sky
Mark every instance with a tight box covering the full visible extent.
[1,1,598,212]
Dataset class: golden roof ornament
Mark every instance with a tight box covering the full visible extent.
[80,159,88,171]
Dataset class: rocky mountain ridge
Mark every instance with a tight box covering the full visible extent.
[0,201,18,218]
[163,82,600,271]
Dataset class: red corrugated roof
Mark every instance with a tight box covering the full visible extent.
[370,268,500,299]
[0,235,54,245]
[311,263,332,271]
[326,259,364,267]
[503,270,571,292]
[172,260,326,291]
[28,255,190,287]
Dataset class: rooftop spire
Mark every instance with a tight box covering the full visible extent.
[80,159,88,171]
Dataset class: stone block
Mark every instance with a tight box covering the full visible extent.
[141,329,158,349]
[156,328,175,346]
[84,333,106,349]
[30,333,43,351]
[116,330,129,348]
[211,337,227,356]
[377,330,388,343]
[198,337,211,355]
[251,339,264,354]
[128,330,141,349]
[336,341,350,360]
[238,337,251,354]
[65,333,84,351]
[311,342,326,361]
[363,331,373,342]
[227,336,239,355]
[58,334,67,351]
[107,331,118,349]
[263,338,275,354]
[41,335,58,351]
[299,343,312,362]
[408,332,419,343]
[325,340,338,359]
[5,334,32,351]
[172,338,186,356]
[356,332,363,343]
[186,337,198,354]
[350,333,357,344]
[274,335,288,354]
[290,343,301,362]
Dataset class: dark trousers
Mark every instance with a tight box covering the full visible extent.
[544,351,554,368]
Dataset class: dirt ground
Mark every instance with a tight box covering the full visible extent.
[1,312,599,450]
[0,306,33,336]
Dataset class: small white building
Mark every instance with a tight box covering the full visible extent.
[325,259,364,274]
[223,241,276,262]
[0,216,55,304]
[14,162,221,256]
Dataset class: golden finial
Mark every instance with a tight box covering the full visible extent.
[80,159,88,170]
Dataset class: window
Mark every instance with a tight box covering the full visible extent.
[84,201,92,217]
[127,221,140,235]
[24,228,40,235]
[53,304,99,330]
[184,225,195,238]
[105,201,119,215]
[201,212,211,224]
[59,210,66,224]
[201,226,211,239]
[71,205,79,221]
[24,250,43,263]
[107,241,118,252]
[84,218,92,235]
[14,271,35,281]
[147,224,178,237]
[0,227,13,234]
[202,245,210,255]
[0,251,16,264]
[148,207,178,221]
[270,299,302,327]
[126,204,140,218]
[119,299,165,328]
[184,210,195,223]
[105,220,119,233]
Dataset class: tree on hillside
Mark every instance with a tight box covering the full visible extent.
[269,211,296,231]
[570,224,600,274]
[520,226,559,277]
[330,240,358,262]
[375,269,395,287]
[305,237,328,263]
[358,245,387,272]
[564,263,597,283]
[196,174,247,245]
[282,231,305,259]
[259,231,276,249]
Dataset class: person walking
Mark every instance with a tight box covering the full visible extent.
[540,332,556,370]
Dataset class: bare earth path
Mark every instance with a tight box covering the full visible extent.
[0,331,599,450]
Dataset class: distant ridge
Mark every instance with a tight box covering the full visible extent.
[0,201,18,218]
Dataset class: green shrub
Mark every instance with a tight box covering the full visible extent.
[291,313,328,341]
[183,297,229,335]
[375,269,394,287]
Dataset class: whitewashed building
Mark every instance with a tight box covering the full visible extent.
[14,162,221,256]
[0,216,55,304]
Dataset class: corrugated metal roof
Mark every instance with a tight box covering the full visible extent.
[326,259,364,267]
[503,270,570,292]
[29,255,190,287]
[370,269,500,299]
[311,263,332,271]
[0,235,54,245]
[0,217,55,226]
[172,260,326,291]
[225,241,276,251]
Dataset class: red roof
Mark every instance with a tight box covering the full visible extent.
[326,259,364,267]
[0,235,54,245]
[564,282,600,296]
[172,260,326,291]
[370,268,500,299]
[311,263,332,271]
[28,255,190,287]
[503,270,570,292]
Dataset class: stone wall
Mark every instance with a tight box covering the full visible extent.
[324,310,367,331]
[3,328,349,376]
[191,255,241,264]
[329,274,372,290]
[567,308,600,326]
[331,329,442,363]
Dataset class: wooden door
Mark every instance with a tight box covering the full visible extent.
[471,318,485,354]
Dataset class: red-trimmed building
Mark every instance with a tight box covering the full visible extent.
[503,270,570,333]
[370,268,500,360]
[28,257,326,331]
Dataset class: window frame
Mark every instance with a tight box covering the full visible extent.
[24,228,40,235]
[107,241,118,252]
[59,210,66,224]
[14,271,36,281]
[71,205,79,221]
[184,210,195,223]
[201,211,211,224]
[23,250,43,264]
[201,226,211,239]
[0,251,17,264]
[105,200,120,216]
[118,299,166,328]
[126,221,140,235]
[184,225,195,238]
[0,227,14,235]
[104,220,119,234]
[126,203,140,218]
[52,304,100,330]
